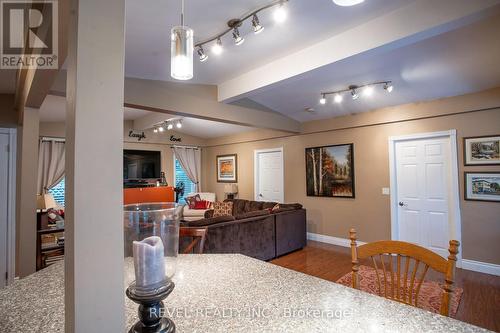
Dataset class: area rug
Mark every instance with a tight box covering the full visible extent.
[336,265,463,317]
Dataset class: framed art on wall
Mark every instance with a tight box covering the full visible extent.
[305,143,355,198]
[463,135,500,165]
[464,172,500,202]
[217,154,237,183]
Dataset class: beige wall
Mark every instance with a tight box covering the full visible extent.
[0,94,17,127]
[203,89,500,265]
[39,120,206,187]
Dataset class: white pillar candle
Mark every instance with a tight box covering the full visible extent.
[133,236,166,288]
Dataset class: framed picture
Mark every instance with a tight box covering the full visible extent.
[464,172,500,202]
[216,154,237,183]
[305,143,354,198]
[463,135,500,165]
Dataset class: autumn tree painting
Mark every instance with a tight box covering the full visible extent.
[305,144,354,198]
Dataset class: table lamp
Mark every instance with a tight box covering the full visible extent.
[224,183,238,200]
[37,193,57,211]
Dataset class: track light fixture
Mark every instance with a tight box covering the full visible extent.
[197,46,208,62]
[195,0,288,62]
[232,27,245,45]
[153,119,184,134]
[319,81,393,105]
[252,14,264,34]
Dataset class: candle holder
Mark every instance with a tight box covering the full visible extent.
[126,279,176,333]
[124,203,181,333]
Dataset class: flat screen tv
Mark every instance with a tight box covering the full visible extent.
[123,150,161,180]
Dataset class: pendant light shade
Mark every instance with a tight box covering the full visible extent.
[171,25,193,80]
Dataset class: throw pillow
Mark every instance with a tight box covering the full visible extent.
[193,200,211,210]
[186,194,201,209]
[212,201,233,217]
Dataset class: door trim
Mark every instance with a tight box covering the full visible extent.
[254,147,284,203]
[388,130,462,267]
[0,128,16,285]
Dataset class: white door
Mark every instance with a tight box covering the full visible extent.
[254,148,284,203]
[0,132,10,288]
[394,136,452,258]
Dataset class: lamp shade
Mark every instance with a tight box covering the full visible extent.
[37,193,57,210]
[224,184,238,194]
[170,25,193,80]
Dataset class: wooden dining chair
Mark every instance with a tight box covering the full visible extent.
[179,227,208,254]
[349,228,460,317]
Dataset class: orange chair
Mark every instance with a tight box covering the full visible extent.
[123,186,175,205]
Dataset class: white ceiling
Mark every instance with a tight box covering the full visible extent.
[125,0,413,84]
[244,11,500,121]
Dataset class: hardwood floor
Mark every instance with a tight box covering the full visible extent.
[271,241,500,332]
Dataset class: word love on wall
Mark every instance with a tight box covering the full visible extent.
[128,130,146,141]
[170,135,182,142]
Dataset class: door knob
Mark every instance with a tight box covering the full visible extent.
[398,201,407,207]
[259,194,263,197]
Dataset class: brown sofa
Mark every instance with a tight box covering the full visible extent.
[184,199,306,261]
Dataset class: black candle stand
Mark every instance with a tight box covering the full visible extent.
[126,280,176,333]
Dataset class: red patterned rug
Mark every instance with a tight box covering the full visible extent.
[336,265,463,317]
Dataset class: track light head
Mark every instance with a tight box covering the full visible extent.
[384,82,394,93]
[334,94,343,103]
[232,28,245,46]
[158,126,165,132]
[351,89,359,100]
[212,38,223,55]
[274,2,287,23]
[252,14,264,34]
[197,46,208,62]
[153,127,158,133]
[363,85,374,97]
[332,0,365,6]
[176,120,182,129]
[319,95,326,105]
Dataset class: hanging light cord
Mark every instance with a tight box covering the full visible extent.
[181,0,184,26]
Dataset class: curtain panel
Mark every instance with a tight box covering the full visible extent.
[172,147,201,192]
[37,140,65,194]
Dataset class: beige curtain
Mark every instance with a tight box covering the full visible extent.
[37,140,65,194]
[173,147,201,192]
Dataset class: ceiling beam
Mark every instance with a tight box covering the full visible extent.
[125,78,301,133]
[217,0,500,102]
[14,0,69,115]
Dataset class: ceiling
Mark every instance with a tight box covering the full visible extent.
[245,12,500,121]
[125,0,413,84]
[39,95,252,138]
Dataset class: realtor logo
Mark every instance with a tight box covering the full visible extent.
[1,0,58,69]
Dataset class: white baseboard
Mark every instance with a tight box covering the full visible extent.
[308,232,500,277]
[461,259,500,276]
[307,232,366,247]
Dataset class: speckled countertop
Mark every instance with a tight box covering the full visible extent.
[0,254,490,333]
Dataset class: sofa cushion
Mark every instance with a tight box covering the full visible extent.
[245,200,264,212]
[235,209,270,220]
[186,215,235,227]
[185,194,201,209]
[229,199,248,215]
[213,201,234,217]
[261,202,278,210]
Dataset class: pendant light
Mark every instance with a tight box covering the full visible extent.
[171,0,193,80]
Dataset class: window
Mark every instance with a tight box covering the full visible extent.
[174,158,196,204]
[49,178,65,207]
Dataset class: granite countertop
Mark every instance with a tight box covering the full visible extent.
[0,254,490,332]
